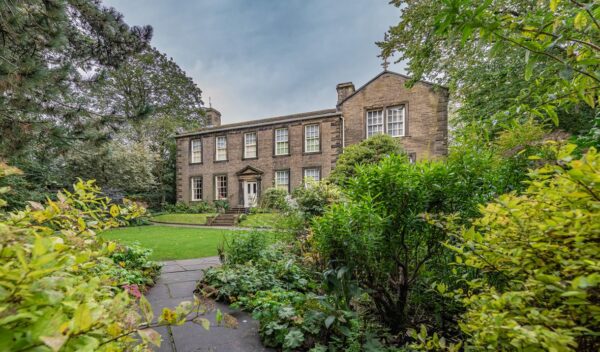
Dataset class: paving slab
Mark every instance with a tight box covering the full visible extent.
[148,256,273,352]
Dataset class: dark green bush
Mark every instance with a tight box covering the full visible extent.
[222,231,269,265]
[328,134,405,186]
[292,180,341,219]
[163,201,215,213]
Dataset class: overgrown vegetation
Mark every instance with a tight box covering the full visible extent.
[0,165,204,351]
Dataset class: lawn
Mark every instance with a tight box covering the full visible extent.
[239,213,282,228]
[102,225,243,261]
[150,213,216,225]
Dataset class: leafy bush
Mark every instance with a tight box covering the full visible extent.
[0,165,205,351]
[163,200,215,213]
[328,134,405,186]
[201,241,313,302]
[222,231,269,265]
[441,144,600,351]
[105,243,162,286]
[260,187,289,211]
[292,180,341,219]
[214,199,229,212]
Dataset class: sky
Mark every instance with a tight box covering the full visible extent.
[102,0,406,124]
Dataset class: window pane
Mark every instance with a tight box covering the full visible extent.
[275,128,289,155]
[304,125,320,153]
[215,175,227,199]
[191,177,202,201]
[303,168,320,182]
[387,106,405,137]
[191,139,202,163]
[216,136,227,161]
[275,170,289,191]
[244,132,257,158]
[366,110,384,137]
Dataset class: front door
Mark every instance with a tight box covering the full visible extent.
[243,181,258,208]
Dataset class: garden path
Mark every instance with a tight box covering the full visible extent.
[147,257,272,352]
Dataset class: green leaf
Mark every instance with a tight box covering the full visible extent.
[139,295,153,323]
[215,309,223,326]
[40,335,68,352]
[194,317,211,331]
[550,0,559,12]
[324,315,336,329]
[73,303,92,333]
[138,328,162,347]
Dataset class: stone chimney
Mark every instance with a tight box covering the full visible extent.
[336,82,355,105]
[204,107,221,127]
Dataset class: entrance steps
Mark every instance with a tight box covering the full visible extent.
[207,207,248,226]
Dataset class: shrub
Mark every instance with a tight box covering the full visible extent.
[260,187,289,211]
[443,144,600,351]
[328,134,405,186]
[105,243,162,286]
[214,199,229,212]
[0,165,204,351]
[222,231,269,265]
[292,180,341,219]
[163,200,214,214]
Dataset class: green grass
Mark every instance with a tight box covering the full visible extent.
[102,225,243,261]
[150,213,216,225]
[239,213,282,228]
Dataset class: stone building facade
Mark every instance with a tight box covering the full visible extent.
[175,71,448,207]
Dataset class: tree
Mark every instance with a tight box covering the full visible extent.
[91,47,206,206]
[0,0,153,207]
[328,134,405,185]
[379,0,599,140]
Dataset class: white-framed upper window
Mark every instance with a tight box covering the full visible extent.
[275,128,289,155]
[244,132,257,159]
[215,136,227,161]
[304,124,320,153]
[387,106,405,137]
[190,139,202,163]
[274,170,290,191]
[366,110,384,137]
[215,175,227,200]
[303,168,320,182]
[191,177,202,201]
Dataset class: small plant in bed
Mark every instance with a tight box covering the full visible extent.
[95,243,162,288]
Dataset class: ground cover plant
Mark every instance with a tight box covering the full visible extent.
[102,226,242,260]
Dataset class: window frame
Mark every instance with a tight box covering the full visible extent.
[274,169,290,193]
[243,131,258,160]
[214,135,228,162]
[190,176,203,201]
[273,128,290,156]
[386,105,406,137]
[214,174,228,200]
[189,138,203,164]
[302,167,321,184]
[303,123,321,154]
[365,103,409,138]
[366,109,384,138]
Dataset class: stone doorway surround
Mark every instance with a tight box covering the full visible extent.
[235,166,263,208]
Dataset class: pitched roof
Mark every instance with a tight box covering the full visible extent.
[176,108,340,138]
[336,70,447,106]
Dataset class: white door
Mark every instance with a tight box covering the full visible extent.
[244,181,258,208]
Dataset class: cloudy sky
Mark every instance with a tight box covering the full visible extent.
[102,0,406,123]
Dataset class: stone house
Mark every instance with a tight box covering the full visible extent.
[175,70,448,208]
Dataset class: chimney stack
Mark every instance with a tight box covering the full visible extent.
[336,82,355,105]
[204,107,221,127]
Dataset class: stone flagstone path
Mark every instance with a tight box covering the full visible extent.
[146,257,272,352]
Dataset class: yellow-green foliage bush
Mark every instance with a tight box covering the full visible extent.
[443,144,600,351]
[0,164,199,351]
